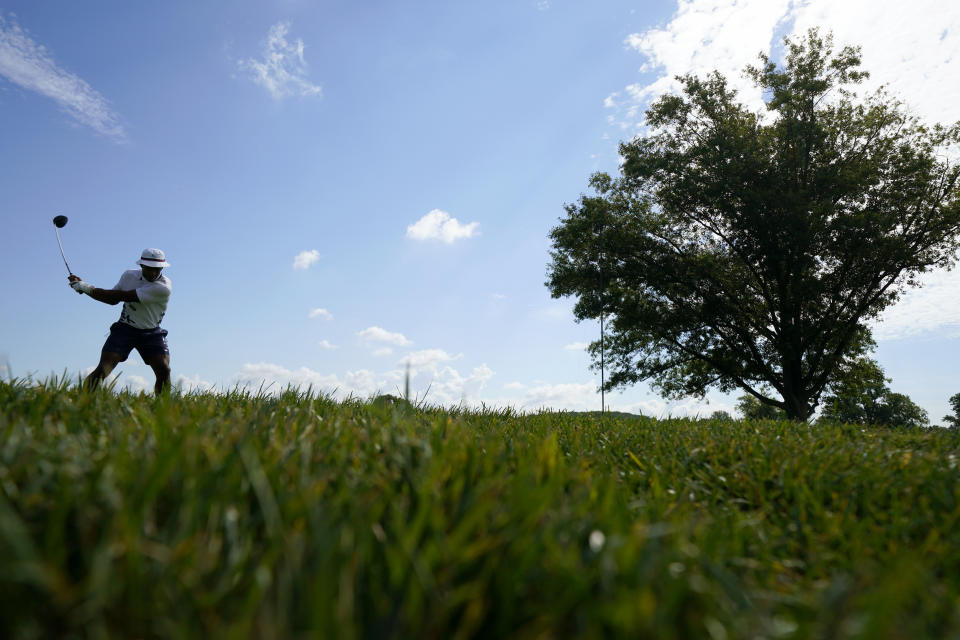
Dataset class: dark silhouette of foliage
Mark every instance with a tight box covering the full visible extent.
[819,359,928,427]
[737,394,788,421]
[943,393,960,429]
[547,30,960,420]
[707,409,734,421]
[371,393,414,412]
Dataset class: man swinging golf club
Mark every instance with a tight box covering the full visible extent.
[69,248,173,394]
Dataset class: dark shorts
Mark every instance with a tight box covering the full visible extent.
[102,322,170,362]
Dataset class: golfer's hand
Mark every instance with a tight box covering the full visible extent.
[68,274,81,283]
[70,280,94,295]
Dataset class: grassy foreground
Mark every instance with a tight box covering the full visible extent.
[1,380,959,639]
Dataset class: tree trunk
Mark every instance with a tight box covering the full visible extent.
[783,391,813,421]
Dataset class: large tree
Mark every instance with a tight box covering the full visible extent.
[547,31,960,421]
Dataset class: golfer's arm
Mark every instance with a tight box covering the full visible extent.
[87,288,139,305]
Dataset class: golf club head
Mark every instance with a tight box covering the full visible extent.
[53,215,68,228]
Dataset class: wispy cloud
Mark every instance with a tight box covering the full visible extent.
[0,13,126,142]
[609,0,790,130]
[432,364,494,404]
[402,349,461,372]
[309,307,333,320]
[788,0,960,127]
[504,381,600,411]
[357,326,412,347]
[564,342,589,351]
[293,249,320,270]
[175,374,215,393]
[317,340,338,350]
[609,0,960,131]
[122,375,152,394]
[230,360,493,406]
[406,209,479,244]
[232,362,341,393]
[500,379,729,416]
[873,269,960,340]
[240,21,322,99]
[617,396,734,420]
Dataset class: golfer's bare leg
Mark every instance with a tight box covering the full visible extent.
[85,352,124,390]
[145,353,171,395]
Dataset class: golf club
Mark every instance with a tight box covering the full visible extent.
[52,215,74,276]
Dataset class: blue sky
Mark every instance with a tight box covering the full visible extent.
[2,0,959,420]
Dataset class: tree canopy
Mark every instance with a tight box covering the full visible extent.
[818,359,928,427]
[944,393,960,429]
[736,394,787,422]
[547,30,960,421]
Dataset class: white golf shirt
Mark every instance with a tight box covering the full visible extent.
[113,269,172,329]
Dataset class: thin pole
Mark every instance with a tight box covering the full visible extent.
[600,310,605,413]
[599,218,605,414]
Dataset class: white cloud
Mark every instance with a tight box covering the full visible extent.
[228,360,494,407]
[343,369,382,397]
[616,396,735,419]
[293,249,321,270]
[501,380,733,416]
[309,307,333,320]
[372,347,394,357]
[231,362,341,394]
[506,381,600,411]
[406,209,479,244]
[122,375,152,394]
[564,342,590,351]
[611,0,791,129]
[787,0,960,127]
[175,374,215,393]
[873,269,960,340]
[357,326,412,347]
[240,21,322,99]
[428,364,494,405]
[610,0,960,131]
[0,13,126,141]
[537,1,551,10]
[402,349,461,372]
[318,340,337,350]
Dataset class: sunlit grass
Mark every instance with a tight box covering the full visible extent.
[1,379,958,638]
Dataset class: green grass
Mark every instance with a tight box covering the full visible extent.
[1,379,959,639]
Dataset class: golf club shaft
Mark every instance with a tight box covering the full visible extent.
[54,226,73,275]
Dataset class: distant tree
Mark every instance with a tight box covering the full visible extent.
[546,30,960,421]
[943,393,960,429]
[819,359,928,427]
[707,409,733,421]
[371,394,414,412]
[736,394,788,421]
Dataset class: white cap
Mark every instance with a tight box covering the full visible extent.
[137,248,170,268]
